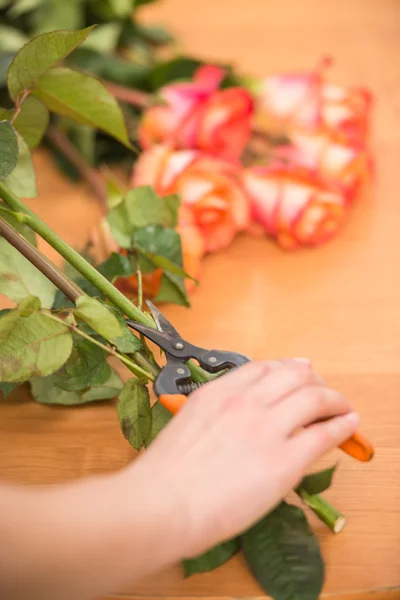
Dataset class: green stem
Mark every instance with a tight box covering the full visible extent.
[0,182,154,327]
[296,488,346,533]
[42,311,154,381]
[133,351,159,378]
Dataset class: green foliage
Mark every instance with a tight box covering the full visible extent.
[154,272,190,307]
[241,502,324,600]
[117,378,151,450]
[52,338,111,391]
[107,186,179,247]
[183,538,240,577]
[297,466,337,496]
[33,67,131,147]
[0,238,57,306]
[0,299,73,383]
[144,400,172,446]
[97,252,134,281]
[0,120,18,177]
[107,307,143,353]
[2,132,37,197]
[31,368,123,405]
[105,186,190,305]
[7,26,95,100]
[12,96,49,148]
[0,381,19,398]
[74,295,122,340]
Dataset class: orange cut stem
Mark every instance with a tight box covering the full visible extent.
[338,431,374,462]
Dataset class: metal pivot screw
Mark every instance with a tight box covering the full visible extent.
[173,342,184,350]
[176,367,185,374]
[208,356,217,363]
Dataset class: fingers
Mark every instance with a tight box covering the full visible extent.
[243,359,316,408]
[191,358,296,404]
[289,411,360,471]
[273,385,352,436]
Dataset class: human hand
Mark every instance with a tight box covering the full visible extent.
[132,358,359,559]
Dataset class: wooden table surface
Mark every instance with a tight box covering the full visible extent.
[1,0,400,598]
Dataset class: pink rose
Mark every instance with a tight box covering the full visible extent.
[139,65,254,161]
[275,130,371,202]
[259,58,372,144]
[133,144,250,253]
[242,163,347,250]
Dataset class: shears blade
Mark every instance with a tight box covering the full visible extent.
[145,300,181,339]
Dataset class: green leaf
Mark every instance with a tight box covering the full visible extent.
[33,67,131,148]
[30,369,123,405]
[135,23,174,46]
[107,187,180,248]
[80,369,123,402]
[81,23,123,54]
[107,307,143,353]
[0,207,36,246]
[297,466,337,496]
[67,48,151,88]
[97,252,133,282]
[133,225,182,265]
[6,0,43,18]
[148,56,203,91]
[7,26,95,101]
[0,120,18,178]
[144,400,172,446]
[104,175,126,210]
[183,538,240,577]
[53,339,111,392]
[0,381,19,398]
[154,272,190,307]
[117,379,151,450]
[74,295,122,340]
[31,0,84,36]
[18,295,41,316]
[133,225,194,281]
[13,96,49,149]
[0,310,73,383]
[0,53,14,87]
[0,25,29,53]
[3,132,37,197]
[242,502,324,600]
[90,0,134,19]
[0,238,57,307]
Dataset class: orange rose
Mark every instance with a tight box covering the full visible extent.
[139,64,254,161]
[242,163,348,250]
[133,144,250,253]
[259,58,372,145]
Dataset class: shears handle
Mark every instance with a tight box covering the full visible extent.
[159,394,374,462]
[159,394,188,415]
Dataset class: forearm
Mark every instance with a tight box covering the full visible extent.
[0,465,184,600]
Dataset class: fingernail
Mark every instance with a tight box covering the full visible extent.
[293,357,311,364]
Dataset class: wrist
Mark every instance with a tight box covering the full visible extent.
[113,455,189,569]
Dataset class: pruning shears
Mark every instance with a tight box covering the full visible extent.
[126,301,374,462]
[126,300,250,414]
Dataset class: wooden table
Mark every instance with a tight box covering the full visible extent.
[1,0,399,598]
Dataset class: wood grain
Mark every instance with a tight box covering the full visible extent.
[1,0,400,598]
